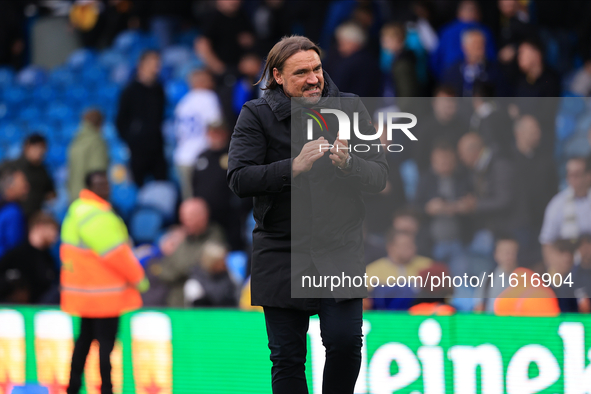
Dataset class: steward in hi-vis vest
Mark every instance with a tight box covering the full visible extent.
[60,188,146,317]
[61,170,147,394]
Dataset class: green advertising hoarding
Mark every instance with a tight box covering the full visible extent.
[1,307,591,393]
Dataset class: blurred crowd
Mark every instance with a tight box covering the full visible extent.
[2,0,591,314]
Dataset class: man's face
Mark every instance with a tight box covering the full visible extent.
[463,32,486,64]
[89,174,111,201]
[393,215,419,237]
[498,0,518,17]
[458,0,479,22]
[139,54,161,82]
[431,149,456,177]
[388,234,417,265]
[34,224,58,249]
[494,240,519,272]
[274,50,324,105]
[458,137,481,169]
[518,43,541,73]
[566,159,590,194]
[6,171,29,201]
[24,143,47,165]
[179,200,209,236]
[515,116,541,152]
[432,93,457,123]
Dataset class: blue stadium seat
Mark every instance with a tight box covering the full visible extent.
[65,85,89,104]
[162,46,194,69]
[18,105,44,121]
[0,122,23,144]
[129,208,164,244]
[109,140,130,163]
[226,251,248,284]
[46,102,75,122]
[67,48,97,70]
[97,84,120,102]
[555,113,577,143]
[33,85,57,104]
[102,122,118,142]
[4,86,28,105]
[49,66,77,87]
[16,65,47,88]
[99,48,127,69]
[46,144,67,167]
[60,121,80,143]
[0,67,15,87]
[114,30,142,53]
[110,62,133,85]
[558,95,586,117]
[174,58,205,80]
[136,181,178,223]
[400,159,419,201]
[165,79,189,106]
[0,103,10,122]
[110,182,138,220]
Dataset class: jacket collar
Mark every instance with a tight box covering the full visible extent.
[263,71,340,121]
[79,189,110,208]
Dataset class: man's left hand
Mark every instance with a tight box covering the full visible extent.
[330,134,350,171]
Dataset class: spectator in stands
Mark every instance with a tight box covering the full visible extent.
[0,1,25,69]
[511,115,557,259]
[0,166,28,259]
[414,85,469,172]
[323,21,382,99]
[192,122,246,251]
[414,140,471,272]
[442,29,508,97]
[174,69,222,199]
[251,0,292,57]
[0,212,59,304]
[497,0,537,65]
[457,132,514,255]
[573,234,591,313]
[232,53,263,116]
[544,239,578,313]
[513,39,561,97]
[195,0,255,76]
[379,23,419,105]
[569,59,591,97]
[147,198,226,307]
[469,83,514,157]
[67,109,109,201]
[474,236,519,313]
[540,157,591,254]
[366,229,433,289]
[8,134,55,219]
[430,0,496,79]
[116,49,167,187]
[362,123,407,238]
[184,243,237,307]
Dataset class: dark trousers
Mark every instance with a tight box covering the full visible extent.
[263,298,363,394]
[130,148,168,187]
[67,317,119,394]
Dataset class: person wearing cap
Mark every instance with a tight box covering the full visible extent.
[60,170,147,394]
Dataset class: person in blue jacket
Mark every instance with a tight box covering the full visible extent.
[0,166,29,258]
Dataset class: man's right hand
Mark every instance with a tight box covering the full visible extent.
[293,137,330,178]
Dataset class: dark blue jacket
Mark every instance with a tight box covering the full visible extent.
[0,202,26,258]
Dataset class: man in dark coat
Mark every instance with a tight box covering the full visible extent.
[227,36,388,394]
[116,50,167,187]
